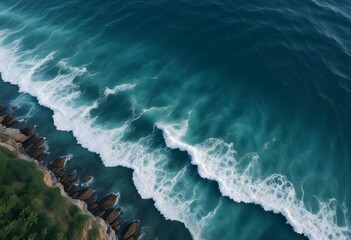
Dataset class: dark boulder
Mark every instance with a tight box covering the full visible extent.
[102,208,121,224]
[36,152,50,162]
[97,193,118,210]
[22,135,40,148]
[91,208,105,217]
[20,125,37,136]
[123,220,140,240]
[31,137,46,149]
[85,193,97,205]
[133,232,142,240]
[82,176,93,184]
[87,203,98,212]
[78,188,94,201]
[50,156,67,169]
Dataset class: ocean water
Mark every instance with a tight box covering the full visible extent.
[0,0,350,239]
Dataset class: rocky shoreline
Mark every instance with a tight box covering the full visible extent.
[0,103,144,240]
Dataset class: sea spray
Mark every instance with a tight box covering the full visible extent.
[0,30,350,239]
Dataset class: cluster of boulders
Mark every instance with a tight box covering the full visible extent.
[0,104,50,162]
[0,104,144,240]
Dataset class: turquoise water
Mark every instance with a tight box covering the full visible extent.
[0,1,350,239]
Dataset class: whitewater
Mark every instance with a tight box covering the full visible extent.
[0,30,350,240]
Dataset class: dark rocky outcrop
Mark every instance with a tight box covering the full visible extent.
[97,194,118,210]
[0,106,145,239]
[78,188,94,201]
[20,125,37,136]
[49,156,68,169]
[102,208,121,224]
[123,220,140,240]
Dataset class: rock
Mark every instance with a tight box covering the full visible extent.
[68,185,81,196]
[0,104,6,115]
[102,208,121,224]
[69,170,77,176]
[20,125,37,136]
[97,193,118,210]
[82,176,93,184]
[11,105,18,110]
[78,188,94,201]
[6,119,19,127]
[113,224,120,232]
[30,146,47,158]
[87,203,98,212]
[91,209,105,217]
[68,175,80,185]
[55,170,67,178]
[22,135,40,148]
[110,219,119,228]
[31,137,46,149]
[123,220,140,240]
[36,152,50,162]
[85,193,97,205]
[133,232,142,240]
[64,184,73,192]
[2,114,13,126]
[9,132,28,143]
[50,156,68,169]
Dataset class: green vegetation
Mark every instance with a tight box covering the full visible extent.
[0,146,100,240]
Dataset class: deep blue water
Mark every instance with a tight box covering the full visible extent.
[0,1,350,239]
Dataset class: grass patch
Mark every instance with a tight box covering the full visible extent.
[0,147,89,240]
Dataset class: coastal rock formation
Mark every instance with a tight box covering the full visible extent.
[78,188,94,201]
[0,105,144,239]
[20,125,37,136]
[123,220,140,240]
[97,194,118,210]
[50,156,68,169]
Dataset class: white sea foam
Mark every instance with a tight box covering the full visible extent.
[0,30,350,240]
[0,31,209,239]
[103,83,136,96]
[157,121,351,240]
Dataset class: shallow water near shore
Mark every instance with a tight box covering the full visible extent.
[0,1,351,239]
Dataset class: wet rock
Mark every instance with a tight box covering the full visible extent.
[0,104,6,115]
[97,193,118,210]
[85,193,97,205]
[82,176,93,185]
[123,220,140,240]
[78,188,94,201]
[102,208,121,224]
[69,170,77,176]
[91,208,105,217]
[36,152,50,162]
[20,125,37,136]
[87,203,98,212]
[133,232,142,240]
[68,185,81,196]
[50,156,68,169]
[113,224,120,232]
[64,184,73,193]
[68,175,80,185]
[31,137,46,149]
[22,135,40,148]
[55,170,67,178]
[30,146,47,158]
